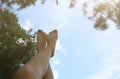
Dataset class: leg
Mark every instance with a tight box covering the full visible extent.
[13,48,53,79]
[37,29,58,78]
[47,30,58,57]
[13,30,58,79]
[13,30,48,79]
[33,30,54,78]
[42,64,54,79]
[42,30,58,79]
[13,65,39,79]
[37,30,47,52]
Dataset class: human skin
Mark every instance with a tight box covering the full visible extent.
[13,30,58,79]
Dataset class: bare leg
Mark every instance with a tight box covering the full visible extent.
[13,47,53,79]
[47,30,58,57]
[13,30,58,79]
[37,30,57,79]
[42,30,58,79]
[13,30,48,79]
[37,30,47,52]
[43,64,54,79]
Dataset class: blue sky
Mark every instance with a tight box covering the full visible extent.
[17,0,120,79]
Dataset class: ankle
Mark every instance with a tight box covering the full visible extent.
[46,47,53,57]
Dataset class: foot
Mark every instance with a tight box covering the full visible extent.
[37,30,47,52]
[47,30,58,57]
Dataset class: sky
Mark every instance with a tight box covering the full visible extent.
[17,0,120,79]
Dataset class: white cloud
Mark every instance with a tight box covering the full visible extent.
[50,58,60,79]
[42,9,72,36]
[56,39,63,51]
[56,39,68,56]
[50,39,68,79]
[53,70,59,79]
[23,19,33,31]
[50,39,67,79]
[51,58,60,66]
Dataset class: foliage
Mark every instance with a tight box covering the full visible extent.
[40,0,120,30]
[0,9,36,79]
[1,0,120,79]
[0,0,43,78]
[82,0,120,30]
[42,0,76,8]
[0,0,36,10]
[0,0,38,79]
[0,0,36,79]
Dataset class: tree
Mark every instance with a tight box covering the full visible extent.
[0,9,36,79]
[0,0,36,10]
[0,0,120,79]
[0,0,58,10]
[40,0,120,30]
[0,0,48,79]
[0,0,38,78]
[82,0,120,30]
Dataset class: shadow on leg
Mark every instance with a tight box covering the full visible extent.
[43,64,54,79]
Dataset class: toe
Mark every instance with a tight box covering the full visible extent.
[49,29,58,35]
[38,29,46,37]
[53,29,57,33]
[38,29,43,33]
